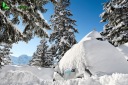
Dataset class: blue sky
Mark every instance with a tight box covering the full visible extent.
[11,0,107,57]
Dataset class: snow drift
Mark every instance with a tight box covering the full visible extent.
[0,30,128,85]
[58,30,128,78]
[1,66,128,85]
[0,65,54,85]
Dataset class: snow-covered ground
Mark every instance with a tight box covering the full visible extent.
[0,30,128,85]
[1,65,128,85]
[0,65,54,85]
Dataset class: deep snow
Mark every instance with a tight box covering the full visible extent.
[0,31,128,85]
[1,66,128,85]
[59,31,128,79]
[117,43,128,60]
[0,65,54,85]
[80,30,102,42]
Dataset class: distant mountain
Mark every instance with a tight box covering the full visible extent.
[11,55,32,65]
[11,56,19,65]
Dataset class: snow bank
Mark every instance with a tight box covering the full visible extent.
[37,73,128,85]
[1,65,54,80]
[0,65,54,85]
[1,66,128,85]
[0,70,41,85]
[99,73,128,85]
[59,31,128,78]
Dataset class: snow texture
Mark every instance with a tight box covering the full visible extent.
[117,43,128,60]
[80,30,102,42]
[0,65,54,85]
[0,31,128,85]
[112,22,125,30]
[59,31,128,79]
[1,66,128,85]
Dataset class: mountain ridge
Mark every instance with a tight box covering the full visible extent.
[11,54,32,65]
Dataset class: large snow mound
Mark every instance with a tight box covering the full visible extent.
[0,65,54,85]
[83,40,128,75]
[59,39,128,77]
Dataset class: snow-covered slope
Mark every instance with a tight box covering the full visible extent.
[59,31,128,79]
[80,30,102,42]
[117,43,128,60]
[83,40,128,75]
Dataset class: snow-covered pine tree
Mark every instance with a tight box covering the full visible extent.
[29,39,53,67]
[47,44,58,66]
[0,43,12,68]
[0,0,50,44]
[49,0,78,62]
[100,0,128,46]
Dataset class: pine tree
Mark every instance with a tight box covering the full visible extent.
[0,0,50,44]
[0,43,12,68]
[29,39,53,67]
[49,0,78,61]
[100,0,128,46]
[47,44,58,66]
